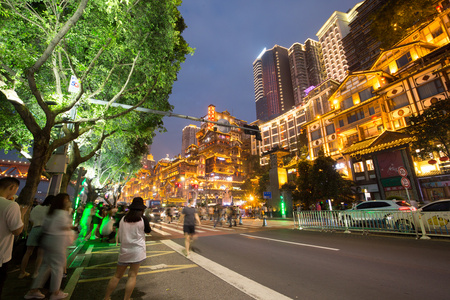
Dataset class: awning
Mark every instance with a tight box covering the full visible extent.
[342,131,416,157]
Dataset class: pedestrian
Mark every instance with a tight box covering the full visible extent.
[226,206,233,227]
[113,205,126,246]
[0,177,24,298]
[19,195,54,279]
[90,202,104,240]
[99,208,116,242]
[213,205,221,228]
[104,197,151,300]
[178,198,201,257]
[166,206,173,223]
[78,203,94,240]
[24,193,75,300]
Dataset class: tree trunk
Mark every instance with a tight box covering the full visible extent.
[17,136,52,206]
[60,160,77,193]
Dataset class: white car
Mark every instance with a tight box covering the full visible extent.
[413,199,450,234]
[340,200,416,229]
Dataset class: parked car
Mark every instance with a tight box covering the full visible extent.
[340,200,416,229]
[413,199,450,233]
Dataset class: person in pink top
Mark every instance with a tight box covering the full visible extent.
[104,197,151,300]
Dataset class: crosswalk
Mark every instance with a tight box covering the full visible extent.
[149,218,283,238]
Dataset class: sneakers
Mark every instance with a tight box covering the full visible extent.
[24,290,45,299]
[49,291,69,300]
[18,271,30,279]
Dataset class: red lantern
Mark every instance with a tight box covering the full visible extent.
[428,159,437,165]
[439,156,449,162]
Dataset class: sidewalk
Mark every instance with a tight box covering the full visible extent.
[4,236,254,300]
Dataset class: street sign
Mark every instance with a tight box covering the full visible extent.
[401,177,411,189]
[263,191,272,199]
[398,166,408,177]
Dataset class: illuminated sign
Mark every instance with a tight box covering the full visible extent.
[208,105,215,130]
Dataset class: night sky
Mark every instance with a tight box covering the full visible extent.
[148,0,362,161]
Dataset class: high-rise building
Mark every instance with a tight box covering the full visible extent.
[288,43,308,106]
[288,40,327,106]
[304,39,327,88]
[253,45,295,122]
[342,0,389,72]
[181,124,200,157]
[316,2,362,82]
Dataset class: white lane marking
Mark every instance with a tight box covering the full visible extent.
[153,223,207,234]
[240,234,340,251]
[162,240,292,300]
[150,226,171,236]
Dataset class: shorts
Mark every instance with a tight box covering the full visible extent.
[117,259,145,266]
[26,226,43,247]
[92,216,102,225]
[183,225,195,235]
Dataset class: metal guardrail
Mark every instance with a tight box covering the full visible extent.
[294,210,450,239]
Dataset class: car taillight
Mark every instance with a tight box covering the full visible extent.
[399,206,416,211]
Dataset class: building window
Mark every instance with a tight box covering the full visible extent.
[396,52,412,69]
[387,93,410,110]
[359,86,374,102]
[347,108,365,124]
[339,118,344,127]
[417,79,445,100]
[366,159,374,171]
[341,96,354,110]
[311,129,322,141]
[328,141,338,152]
[368,104,376,115]
[272,135,279,143]
[353,161,364,173]
[325,124,335,135]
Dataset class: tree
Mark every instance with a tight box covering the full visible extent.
[370,0,436,49]
[296,151,354,209]
[405,99,450,159]
[0,0,192,205]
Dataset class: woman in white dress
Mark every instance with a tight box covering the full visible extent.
[104,197,151,300]
[24,193,75,300]
[19,195,54,279]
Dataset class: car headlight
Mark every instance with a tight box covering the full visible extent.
[150,213,154,217]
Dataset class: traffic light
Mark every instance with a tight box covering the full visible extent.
[243,124,262,141]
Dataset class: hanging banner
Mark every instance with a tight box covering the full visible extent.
[68,75,80,93]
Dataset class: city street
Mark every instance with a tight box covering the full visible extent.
[4,219,450,300]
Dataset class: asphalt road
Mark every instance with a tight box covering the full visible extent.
[170,229,450,300]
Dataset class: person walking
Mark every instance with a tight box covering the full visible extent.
[213,205,221,228]
[78,203,94,240]
[104,197,151,300]
[178,198,201,258]
[24,193,75,300]
[90,202,104,240]
[19,195,54,279]
[0,177,23,299]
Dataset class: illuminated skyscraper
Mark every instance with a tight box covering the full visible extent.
[342,0,389,72]
[316,3,362,82]
[253,45,295,122]
[181,124,200,157]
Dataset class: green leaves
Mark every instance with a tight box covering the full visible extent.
[0,0,192,205]
[405,99,450,159]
